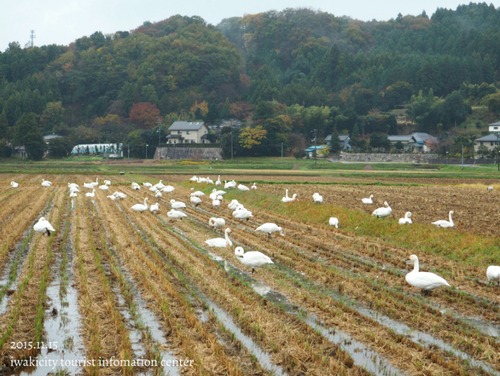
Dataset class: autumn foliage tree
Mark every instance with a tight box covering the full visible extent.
[239,125,267,150]
[129,102,161,129]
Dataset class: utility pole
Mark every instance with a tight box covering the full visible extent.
[230,129,234,160]
[312,129,317,167]
[29,30,35,47]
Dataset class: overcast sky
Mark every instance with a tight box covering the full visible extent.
[1,0,498,51]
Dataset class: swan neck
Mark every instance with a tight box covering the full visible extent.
[413,259,419,272]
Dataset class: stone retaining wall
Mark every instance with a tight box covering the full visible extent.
[155,146,223,160]
[340,152,438,163]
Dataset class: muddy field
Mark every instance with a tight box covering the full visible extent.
[0,173,498,376]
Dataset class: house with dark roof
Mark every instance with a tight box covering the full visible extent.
[166,121,210,144]
[474,133,499,154]
[387,132,438,153]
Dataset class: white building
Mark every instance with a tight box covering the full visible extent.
[166,121,210,144]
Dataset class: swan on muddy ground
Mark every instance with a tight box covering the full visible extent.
[405,254,450,295]
[205,228,233,248]
[235,246,273,273]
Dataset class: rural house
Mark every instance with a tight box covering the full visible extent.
[474,134,499,154]
[387,132,438,153]
[166,121,210,144]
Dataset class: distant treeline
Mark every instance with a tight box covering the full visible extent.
[0,3,499,159]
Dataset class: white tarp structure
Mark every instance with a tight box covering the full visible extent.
[71,143,123,157]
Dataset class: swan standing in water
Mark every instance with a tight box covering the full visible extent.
[255,223,284,237]
[34,217,56,236]
[205,228,233,248]
[372,201,392,218]
[131,198,149,212]
[431,210,454,228]
[361,194,374,204]
[235,246,273,273]
[405,255,450,295]
[398,211,413,225]
[486,265,500,285]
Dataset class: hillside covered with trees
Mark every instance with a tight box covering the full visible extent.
[0,2,499,159]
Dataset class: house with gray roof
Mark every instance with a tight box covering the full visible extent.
[474,133,499,155]
[387,132,438,153]
[166,121,210,144]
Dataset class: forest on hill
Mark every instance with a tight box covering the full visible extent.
[0,2,499,159]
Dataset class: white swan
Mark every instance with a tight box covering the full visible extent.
[232,207,253,221]
[405,255,450,294]
[398,211,412,225]
[10,181,19,188]
[227,199,240,210]
[190,189,205,197]
[85,189,96,198]
[155,190,162,198]
[112,191,127,200]
[431,210,454,228]
[372,201,392,218]
[161,185,175,193]
[131,198,149,212]
[167,209,187,220]
[34,217,56,236]
[487,185,493,192]
[149,202,160,213]
[215,175,222,186]
[361,194,374,204]
[83,178,98,189]
[104,179,111,186]
[312,192,323,203]
[282,193,297,203]
[131,182,140,190]
[209,217,226,230]
[170,199,186,209]
[235,246,273,273]
[205,228,232,248]
[328,217,339,228]
[41,179,52,187]
[251,182,257,190]
[190,195,202,206]
[238,184,250,191]
[98,184,109,191]
[212,198,221,208]
[143,182,153,188]
[255,223,284,237]
[486,265,500,285]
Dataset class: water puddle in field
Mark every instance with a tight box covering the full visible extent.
[103,202,181,375]
[0,228,33,315]
[16,222,85,376]
[168,226,402,376]
[217,258,403,376]
[122,217,286,376]
[196,291,287,376]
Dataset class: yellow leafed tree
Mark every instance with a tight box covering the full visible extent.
[239,125,267,149]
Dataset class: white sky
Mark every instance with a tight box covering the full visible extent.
[1,0,498,52]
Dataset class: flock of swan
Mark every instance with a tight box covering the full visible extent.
[9,176,499,287]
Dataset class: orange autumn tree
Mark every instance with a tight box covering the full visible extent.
[129,102,161,129]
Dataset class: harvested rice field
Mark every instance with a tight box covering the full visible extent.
[0,172,498,376]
